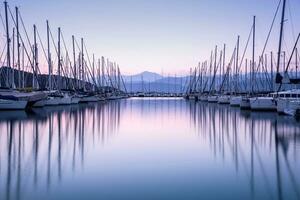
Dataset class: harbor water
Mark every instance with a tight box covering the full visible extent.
[0,98,299,200]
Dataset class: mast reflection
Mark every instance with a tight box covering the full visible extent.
[0,101,123,200]
[190,102,300,200]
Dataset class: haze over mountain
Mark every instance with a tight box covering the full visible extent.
[123,71,163,82]
[123,71,188,93]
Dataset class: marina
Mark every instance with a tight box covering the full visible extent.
[0,98,300,200]
[0,0,300,200]
[184,0,300,118]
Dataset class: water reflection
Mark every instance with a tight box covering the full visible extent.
[189,102,300,200]
[0,98,299,200]
[0,101,122,200]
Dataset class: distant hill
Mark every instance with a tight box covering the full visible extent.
[123,71,163,83]
[123,71,189,93]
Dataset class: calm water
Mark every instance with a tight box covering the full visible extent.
[0,98,300,200]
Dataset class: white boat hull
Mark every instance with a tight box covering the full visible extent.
[44,97,62,106]
[240,98,251,109]
[59,97,72,105]
[208,96,218,103]
[276,98,300,114]
[32,99,47,107]
[71,97,81,104]
[0,99,27,110]
[218,96,230,104]
[199,96,208,101]
[80,96,99,103]
[250,97,277,111]
[230,96,242,107]
[283,101,300,116]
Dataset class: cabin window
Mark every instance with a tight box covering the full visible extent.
[292,94,297,98]
[286,94,291,98]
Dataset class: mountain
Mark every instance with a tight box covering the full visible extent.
[122,71,189,93]
[123,71,163,83]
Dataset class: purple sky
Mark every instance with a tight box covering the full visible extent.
[3,0,300,75]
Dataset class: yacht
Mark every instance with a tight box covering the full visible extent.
[71,95,81,104]
[0,98,27,110]
[282,100,300,116]
[199,95,208,101]
[44,91,72,106]
[207,95,218,103]
[80,95,99,103]
[230,96,242,107]
[218,95,230,104]
[249,96,277,111]
[0,89,47,107]
[137,92,145,97]
[275,89,300,114]
[240,97,251,109]
[187,94,196,100]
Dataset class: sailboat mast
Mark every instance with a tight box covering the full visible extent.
[4,1,11,88]
[98,58,101,87]
[251,16,256,95]
[12,28,15,89]
[58,27,61,91]
[22,43,25,88]
[81,38,85,91]
[236,36,240,94]
[16,7,21,88]
[276,0,286,75]
[92,54,95,91]
[47,21,52,90]
[101,56,105,89]
[213,45,217,93]
[271,52,274,91]
[72,35,77,89]
[296,48,298,79]
[33,25,38,90]
[222,44,226,92]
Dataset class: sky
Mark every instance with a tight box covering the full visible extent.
[2,0,300,75]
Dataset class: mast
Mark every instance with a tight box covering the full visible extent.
[33,25,38,90]
[98,58,101,87]
[296,48,298,79]
[222,44,226,93]
[101,56,105,91]
[57,27,61,91]
[251,16,256,95]
[117,65,121,91]
[47,21,52,90]
[245,59,248,92]
[4,1,11,88]
[92,54,95,91]
[16,7,21,88]
[72,35,77,89]
[12,28,15,89]
[213,45,217,93]
[271,52,274,91]
[236,36,240,94]
[276,0,286,81]
[81,38,85,91]
[22,43,24,88]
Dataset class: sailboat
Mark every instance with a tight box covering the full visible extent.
[207,46,219,103]
[229,36,243,106]
[250,0,290,111]
[241,16,256,110]
[217,44,231,104]
[0,2,29,110]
